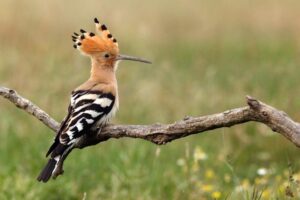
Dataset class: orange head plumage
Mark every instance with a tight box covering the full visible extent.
[72,18,151,67]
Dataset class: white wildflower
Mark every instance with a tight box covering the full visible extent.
[257,168,268,176]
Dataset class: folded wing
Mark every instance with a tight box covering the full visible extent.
[61,90,115,145]
[46,90,115,156]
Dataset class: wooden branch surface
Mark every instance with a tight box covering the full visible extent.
[1,86,300,149]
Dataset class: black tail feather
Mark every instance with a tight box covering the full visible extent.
[46,140,59,157]
[37,158,57,182]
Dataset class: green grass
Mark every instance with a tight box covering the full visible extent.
[1,0,300,199]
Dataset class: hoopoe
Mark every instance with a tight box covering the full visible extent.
[37,18,151,182]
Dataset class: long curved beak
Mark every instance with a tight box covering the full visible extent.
[116,54,152,64]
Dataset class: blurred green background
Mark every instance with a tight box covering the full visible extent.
[0,0,300,199]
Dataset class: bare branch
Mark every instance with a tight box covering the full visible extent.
[1,86,300,176]
[92,96,300,148]
[1,86,300,147]
[0,87,59,131]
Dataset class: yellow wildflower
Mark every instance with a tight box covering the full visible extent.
[242,179,250,189]
[205,169,215,179]
[278,184,286,193]
[211,191,221,199]
[202,184,214,192]
[224,174,231,183]
[262,188,271,199]
[255,177,267,185]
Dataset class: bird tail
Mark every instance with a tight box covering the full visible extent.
[37,143,68,182]
[37,158,58,182]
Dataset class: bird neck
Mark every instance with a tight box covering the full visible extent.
[89,59,117,85]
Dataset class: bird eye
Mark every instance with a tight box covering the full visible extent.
[104,53,110,58]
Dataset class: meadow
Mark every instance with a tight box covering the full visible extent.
[0,0,300,199]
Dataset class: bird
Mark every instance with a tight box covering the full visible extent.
[37,18,151,182]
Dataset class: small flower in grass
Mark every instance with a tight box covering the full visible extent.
[234,179,250,192]
[176,158,185,166]
[224,173,231,183]
[279,184,286,193]
[202,184,214,192]
[242,179,250,189]
[235,185,244,193]
[257,168,268,176]
[193,146,207,161]
[211,191,221,199]
[205,169,215,179]
[255,177,268,185]
[262,188,271,199]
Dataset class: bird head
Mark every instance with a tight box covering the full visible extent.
[72,18,151,69]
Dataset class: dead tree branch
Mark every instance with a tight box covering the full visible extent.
[0,87,59,131]
[96,96,300,148]
[1,86,300,147]
[1,86,300,177]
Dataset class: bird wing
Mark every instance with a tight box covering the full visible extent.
[60,90,115,145]
[46,90,115,156]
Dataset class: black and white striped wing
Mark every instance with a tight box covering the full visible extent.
[59,90,115,145]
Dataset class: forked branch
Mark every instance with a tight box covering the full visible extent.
[1,86,300,177]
